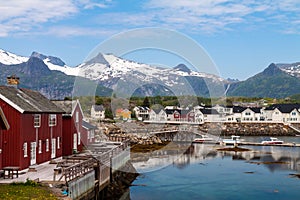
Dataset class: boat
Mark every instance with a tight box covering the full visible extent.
[193,135,215,143]
[222,135,241,145]
[261,137,284,145]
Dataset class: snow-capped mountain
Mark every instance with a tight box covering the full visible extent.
[277,62,300,78]
[30,52,79,76]
[77,53,225,83]
[0,49,79,76]
[0,49,29,65]
[74,53,227,97]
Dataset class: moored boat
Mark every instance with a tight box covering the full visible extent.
[193,135,215,143]
[222,135,241,145]
[261,137,284,145]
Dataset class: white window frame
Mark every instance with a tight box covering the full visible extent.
[34,114,41,128]
[57,137,60,149]
[49,114,57,126]
[76,111,79,123]
[78,132,81,145]
[23,142,28,157]
[46,139,49,152]
[38,139,42,153]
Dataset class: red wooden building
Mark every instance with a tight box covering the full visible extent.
[52,100,85,156]
[0,107,10,169]
[0,86,64,170]
[82,120,97,145]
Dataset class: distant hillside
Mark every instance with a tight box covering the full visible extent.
[2,48,300,99]
[227,63,300,98]
[0,57,112,99]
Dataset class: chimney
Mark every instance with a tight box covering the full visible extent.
[7,75,20,87]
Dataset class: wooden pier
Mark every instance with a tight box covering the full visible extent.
[51,140,131,199]
[238,141,300,147]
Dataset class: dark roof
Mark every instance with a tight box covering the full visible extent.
[200,108,219,115]
[137,106,150,111]
[249,107,262,113]
[0,86,64,113]
[165,109,176,115]
[82,120,97,130]
[92,105,105,112]
[232,106,247,113]
[265,104,300,113]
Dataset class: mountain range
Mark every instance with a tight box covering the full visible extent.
[1,48,300,99]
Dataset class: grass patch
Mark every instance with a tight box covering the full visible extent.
[0,179,58,200]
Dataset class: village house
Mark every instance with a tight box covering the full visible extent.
[133,106,150,121]
[212,104,233,116]
[115,108,131,121]
[149,109,167,122]
[0,107,10,170]
[82,120,97,145]
[0,81,64,170]
[91,105,105,120]
[263,104,300,123]
[198,108,220,122]
[52,100,85,156]
[240,107,263,122]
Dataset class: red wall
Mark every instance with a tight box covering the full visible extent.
[0,98,22,169]
[62,103,84,156]
[0,98,63,170]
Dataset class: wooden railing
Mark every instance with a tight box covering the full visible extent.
[64,158,95,182]
[62,140,130,184]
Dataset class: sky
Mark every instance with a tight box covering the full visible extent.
[1,0,300,80]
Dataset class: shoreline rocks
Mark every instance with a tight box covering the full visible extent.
[199,122,299,136]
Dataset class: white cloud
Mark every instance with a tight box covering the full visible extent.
[0,0,112,37]
[0,0,78,36]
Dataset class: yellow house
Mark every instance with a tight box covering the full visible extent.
[115,108,131,121]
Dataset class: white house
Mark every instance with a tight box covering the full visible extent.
[262,104,300,123]
[241,107,262,122]
[133,106,150,121]
[91,105,105,120]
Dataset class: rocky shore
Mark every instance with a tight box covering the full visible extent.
[98,122,300,145]
[199,122,299,136]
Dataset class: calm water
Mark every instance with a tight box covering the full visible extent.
[130,136,300,200]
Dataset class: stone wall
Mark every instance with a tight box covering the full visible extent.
[199,122,299,136]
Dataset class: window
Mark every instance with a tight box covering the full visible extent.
[88,130,95,141]
[46,139,49,152]
[38,140,42,153]
[292,112,297,116]
[57,137,60,149]
[78,132,81,145]
[245,112,251,116]
[23,142,28,157]
[76,111,79,123]
[34,114,41,127]
[49,114,57,126]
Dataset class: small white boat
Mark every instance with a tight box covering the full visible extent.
[222,135,241,145]
[261,137,284,145]
[193,135,215,143]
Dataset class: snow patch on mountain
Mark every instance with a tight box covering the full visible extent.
[43,58,80,76]
[0,49,29,65]
[278,62,300,78]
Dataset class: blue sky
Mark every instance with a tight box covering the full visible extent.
[1,0,300,80]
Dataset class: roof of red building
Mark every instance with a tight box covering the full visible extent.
[0,86,64,113]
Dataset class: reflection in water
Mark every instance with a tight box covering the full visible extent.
[132,142,300,173]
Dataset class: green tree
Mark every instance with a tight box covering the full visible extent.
[105,107,113,119]
[142,96,150,107]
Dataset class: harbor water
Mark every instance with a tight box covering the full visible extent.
[129,136,300,200]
